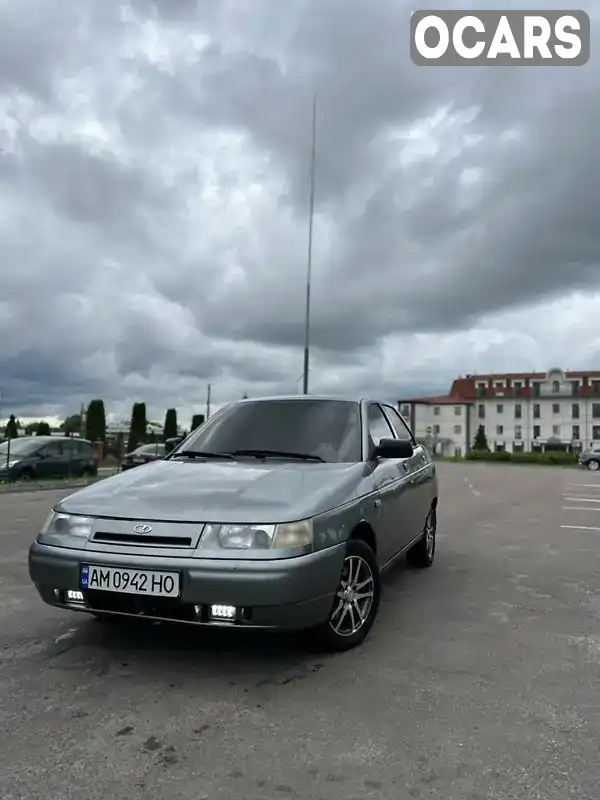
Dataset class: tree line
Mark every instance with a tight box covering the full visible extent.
[2,401,206,453]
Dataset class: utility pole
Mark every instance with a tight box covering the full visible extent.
[302,92,317,395]
[206,383,211,420]
[80,403,85,439]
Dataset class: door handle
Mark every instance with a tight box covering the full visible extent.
[402,462,410,471]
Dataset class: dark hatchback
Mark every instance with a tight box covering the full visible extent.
[0,436,98,482]
[120,443,166,471]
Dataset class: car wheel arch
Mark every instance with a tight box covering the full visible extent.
[348,521,377,555]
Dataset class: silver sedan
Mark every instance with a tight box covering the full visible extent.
[29,396,439,652]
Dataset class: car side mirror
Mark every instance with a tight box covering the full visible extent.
[372,437,414,460]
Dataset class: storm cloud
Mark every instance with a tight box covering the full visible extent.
[0,0,599,423]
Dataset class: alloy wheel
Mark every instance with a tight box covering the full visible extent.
[589,460,599,471]
[425,511,436,559]
[329,555,375,637]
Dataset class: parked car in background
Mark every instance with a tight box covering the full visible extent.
[29,396,438,652]
[120,443,166,471]
[164,436,185,454]
[0,436,98,482]
[579,446,600,471]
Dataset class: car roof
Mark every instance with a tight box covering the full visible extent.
[235,395,387,405]
[19,435,92,443]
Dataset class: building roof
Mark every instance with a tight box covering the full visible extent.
[400,369,600,405]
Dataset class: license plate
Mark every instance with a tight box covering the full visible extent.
[80,565,180,597]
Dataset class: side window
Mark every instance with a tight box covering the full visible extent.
[367,404,394,446]
[77,441,93,456]
[41,441,63,457]
[61,439,77,457]
[382,405,417,445]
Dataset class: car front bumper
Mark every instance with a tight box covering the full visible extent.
[28,541,345,630]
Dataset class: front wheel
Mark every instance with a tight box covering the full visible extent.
[406,507,436,569]
[587,459,599,472]
[311,539,381,653]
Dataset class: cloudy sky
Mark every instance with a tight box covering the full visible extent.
[0,0,599,425]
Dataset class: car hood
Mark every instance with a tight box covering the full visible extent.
[57,458,369,523]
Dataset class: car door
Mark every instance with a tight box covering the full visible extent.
[382,404,434,533]
[36,440,65,478]
[366,402,418,565]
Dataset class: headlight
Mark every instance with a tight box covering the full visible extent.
[199,520,313,551]
[37,512,94,548]
[7,460,20,467]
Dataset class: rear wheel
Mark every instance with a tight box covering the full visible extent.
[587,459,599,472]
[311,539,381,653]
[406,507,436,569]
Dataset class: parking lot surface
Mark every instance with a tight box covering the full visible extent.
[1,463,600,800]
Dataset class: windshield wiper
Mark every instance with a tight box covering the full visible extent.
[228,449,325,462]
[171,450,235,460]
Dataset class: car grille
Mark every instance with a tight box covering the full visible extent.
[92,532,193,548]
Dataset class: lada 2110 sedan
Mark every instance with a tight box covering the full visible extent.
[29,396,439,652]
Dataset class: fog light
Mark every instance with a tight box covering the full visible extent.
[66,590,84,602]
[210,604,236,620]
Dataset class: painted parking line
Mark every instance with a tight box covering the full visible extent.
[563,497,600,503]
[564,484,600,489]
[562,506,600,512]
[561,525,600,531]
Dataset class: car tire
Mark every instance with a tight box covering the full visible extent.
[587,459,599,472]
[406,507,436,569]
[19,468,34,482]
[310,539,381,653]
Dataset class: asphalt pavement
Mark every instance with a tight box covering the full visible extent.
[1,463,600,799]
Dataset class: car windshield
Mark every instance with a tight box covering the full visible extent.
[176,399,362,463]
[0,437,42,456]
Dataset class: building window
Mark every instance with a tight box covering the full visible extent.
[592,404,600,419]
[572,403,580,419]
[496,425,503,435]
[454,448,461,458]
[495,443,505,452]
[478,404,485,419]
[593,426,600,440]
[515,404,522,419]
[433,424,440,435]
[433,406,440,416]
[552,425,560,436]
[515,425,522,439]
[454,425,462,434]
[514,381,523,396]
[571,381,579,396]
[572,425,580,440]
[533,404,540,418]
[401,405,409,418]
[513,442,524,452]
[496,403,503,414]
[552,403,560,414]
[533,425,540,439]
[477,385,486,398]
[552,380,560,393]
[533,383,540,397]
[454,406,461,416]
[592,381,600,396]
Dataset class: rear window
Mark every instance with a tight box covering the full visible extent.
[134,443,163,454]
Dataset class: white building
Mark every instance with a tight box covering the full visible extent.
[399,368,600,457]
